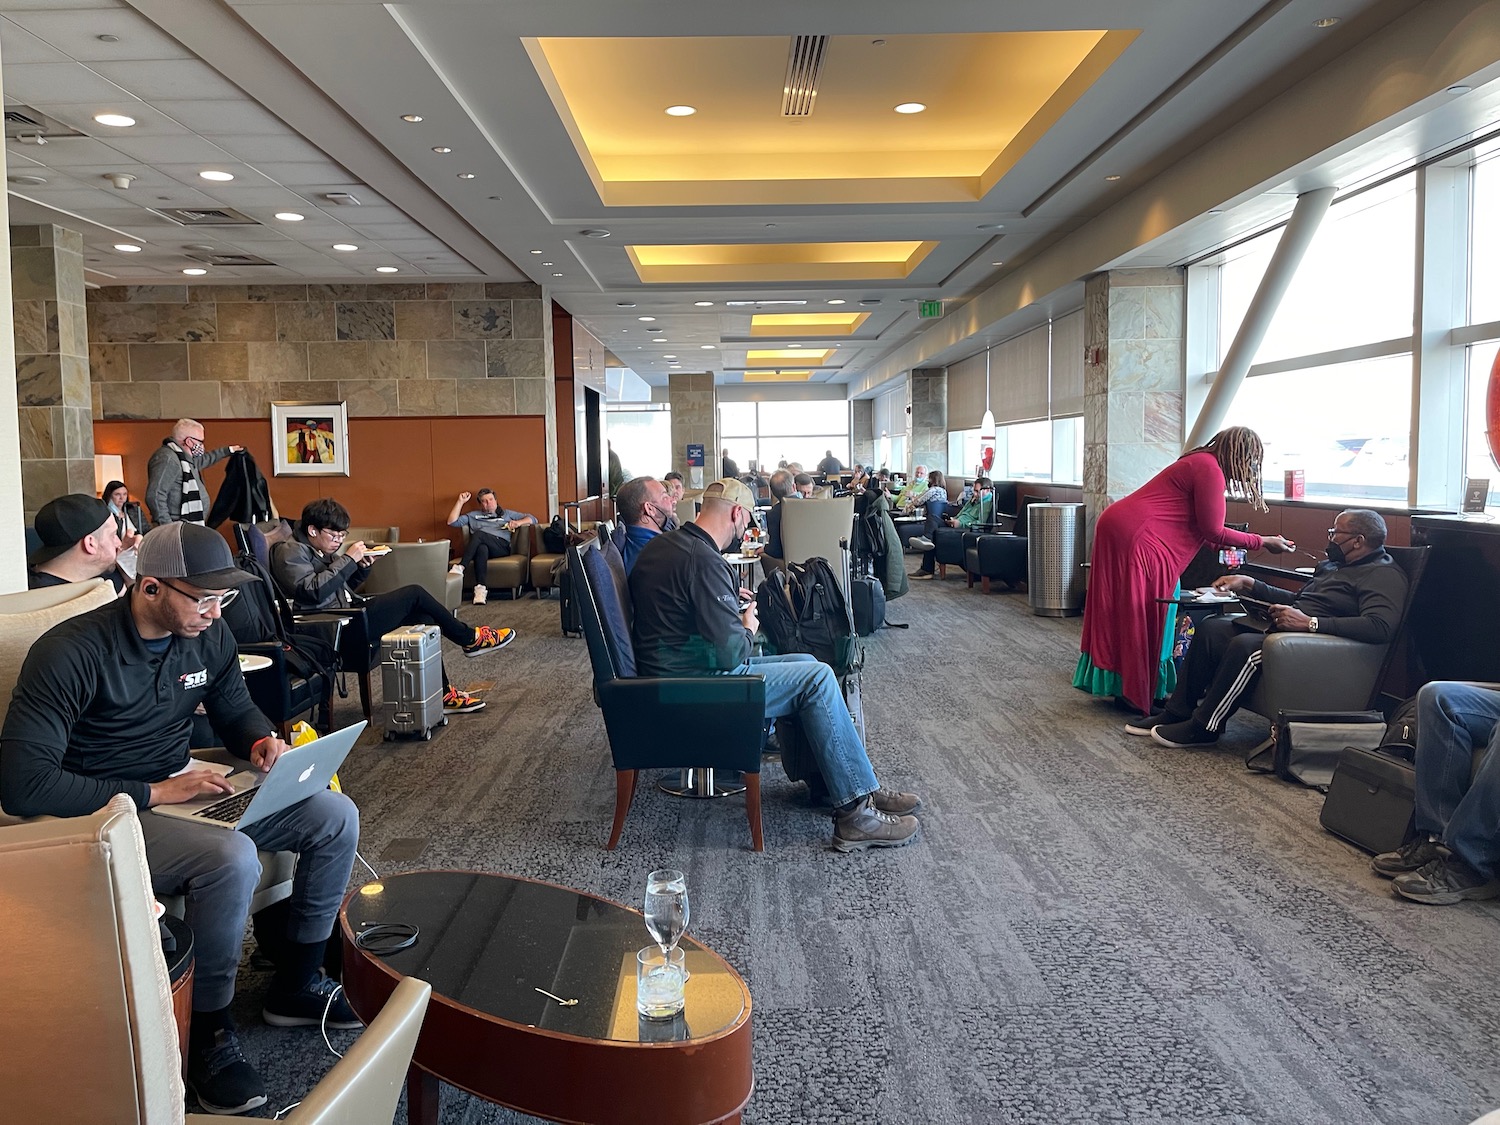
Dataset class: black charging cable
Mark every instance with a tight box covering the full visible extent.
[354,920,419,956]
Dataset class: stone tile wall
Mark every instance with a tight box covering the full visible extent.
[1083,267,1186,541]
[668,372,717,487]
[85,281,549,421]
[910,368,948,476]
[13,225,94,510]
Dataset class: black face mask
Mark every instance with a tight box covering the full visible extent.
[1325,537,1348,565]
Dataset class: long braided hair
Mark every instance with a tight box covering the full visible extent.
[1186,426,1267,512]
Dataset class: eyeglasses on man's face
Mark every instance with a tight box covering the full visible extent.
[160,579,239,614]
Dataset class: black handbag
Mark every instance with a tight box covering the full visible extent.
[1320,745,1418,854]
[1247,710,1386,790]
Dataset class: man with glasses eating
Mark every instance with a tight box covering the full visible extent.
[1,522,362,1115]
[146,417,243,525]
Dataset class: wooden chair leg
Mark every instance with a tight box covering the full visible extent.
[607,770,637,850]
[745,773,764,853]
[937,563,947,579]
[981,576,991,594]
[357,669,372,720]
[966,570,975,588]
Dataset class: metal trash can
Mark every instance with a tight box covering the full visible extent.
[1027,503,1086,617]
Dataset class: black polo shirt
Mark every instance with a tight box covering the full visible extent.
[629,523,753,676]
[0,596,272,818]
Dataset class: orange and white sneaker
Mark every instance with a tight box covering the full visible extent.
[463,625,515,657]
[442,686,485,714]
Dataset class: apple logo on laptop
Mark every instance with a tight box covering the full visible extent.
[299,766,315,783]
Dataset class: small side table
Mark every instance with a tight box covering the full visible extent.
[161,913,195,1077]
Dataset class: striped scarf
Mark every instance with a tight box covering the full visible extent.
[167,439,204,523]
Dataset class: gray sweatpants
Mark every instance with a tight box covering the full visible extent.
[139,790,359,1011]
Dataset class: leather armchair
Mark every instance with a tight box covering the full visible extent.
[963,532,1027,592]
[571,540,766,850]
[344,525,399,545]
[779,497,856,596]
[360,541,461,612]
[458,522,534,600]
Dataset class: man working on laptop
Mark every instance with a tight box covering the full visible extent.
[0,522,361,1117]
[1131,509,1408,748]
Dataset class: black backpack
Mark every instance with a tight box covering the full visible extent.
[755,556,862,678]
[224,553,341,688]
[542,515,569,554]
[1379,693,1420,761]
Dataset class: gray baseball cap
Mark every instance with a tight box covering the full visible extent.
[134,522,255,589]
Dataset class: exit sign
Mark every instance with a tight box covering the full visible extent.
[918,300,943,319]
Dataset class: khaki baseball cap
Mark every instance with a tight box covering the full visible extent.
[703,477,755,511]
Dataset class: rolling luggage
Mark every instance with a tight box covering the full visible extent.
[851,575,886,636]
[558,559,582,637]
[1320,744,1418,854]
[380,625,446,741]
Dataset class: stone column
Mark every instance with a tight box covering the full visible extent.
[12,224,92,515]
[851,397,874,468]
[1083,268,1185,541]
[668,372,718,488]
[910,367,947,475]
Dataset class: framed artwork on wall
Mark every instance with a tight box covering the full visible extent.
[271,401,350,477]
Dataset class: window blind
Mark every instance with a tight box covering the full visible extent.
[992,324,1050,424]
[1050,310,1085,417]
[946,351,989,431]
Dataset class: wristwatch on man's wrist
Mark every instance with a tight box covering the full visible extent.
[1308,617,1320,633]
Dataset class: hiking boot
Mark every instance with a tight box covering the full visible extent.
[187,1026,266,1116]
[1150,718,1218,749]
[448,563,464,577]
[443,687,486,714]
[263,971,363,1030]
[871,787,922,815]
[1125,712,1172,737]
[471,583,487,605]
[1372,835,1445,879]
[833,796,920,853]
[1392,856,1500,905]
[463,624,514,657]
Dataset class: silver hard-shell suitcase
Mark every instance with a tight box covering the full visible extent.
[380,624,446,741]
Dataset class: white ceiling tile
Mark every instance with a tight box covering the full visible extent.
[210,224,298,242]
[152,161,278,190]
[242,161,353,187]
[91,60,247,101]
[4,61,131,103]
[0,17,71,64]
[102,134,233,164]
[206,186,312,207]
[7,136,130,167]
[213,134,328,163]
[9,187,117,210]
[27,101,191,138]
[5,8,194,61]
[148,99,287,135]
[0,1,125,10]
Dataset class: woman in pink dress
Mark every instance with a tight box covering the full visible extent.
[1074,426,1293,716]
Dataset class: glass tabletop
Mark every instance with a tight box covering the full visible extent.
[343,871,746,1045]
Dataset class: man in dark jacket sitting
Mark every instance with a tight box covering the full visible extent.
[1136,509,1409,748]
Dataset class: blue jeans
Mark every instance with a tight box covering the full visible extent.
[726,653,878,808]
[1414,682,1500,878]
[140,789,359,1010]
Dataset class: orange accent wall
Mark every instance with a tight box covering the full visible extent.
[94,416,549,547]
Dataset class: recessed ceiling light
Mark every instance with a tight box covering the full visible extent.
[93,113,135,128]
[552,272,563,277]
[96,34,119,43]
[701,344,716,349]
[198,170,234,182]
[787,343,803,348]
[894,102,926,114]
[617,302,636,308]
[542,262,553,267]
[991,260,1004,267]
[664,105,697,117]
[859,299,881,306]
[113,243,142,253]
[1313,17,1340,27]
[871,39,886,46]
[457,172,476,179]
[432,146,452,154]
[1104,174,1122,182]
[400,114,424,122]
[638,316,656,322]
[332,243,358,252]
[663,354,678,359]
[274,212,305,222]
[694,301,714,307]
[975,223,1006,231]
[1448,85,1473,95]
[182,267,207,275]
[376,266,400,273]
[580,228,611,238]
[828,299,846,305]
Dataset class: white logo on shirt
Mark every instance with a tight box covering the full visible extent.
[179,669,207,690]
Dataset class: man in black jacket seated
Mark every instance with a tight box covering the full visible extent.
[270,498,513,715]
[1135,509,1409,748]
[0,523,358,1116]
[628,478,923,852]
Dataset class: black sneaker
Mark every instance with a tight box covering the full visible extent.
[1124,712,1171,737]
[1371,835,1445,879]
[187,1027,267,1116]
[263,971,363,1030]
[1150,719,1218,748]
[1392,856,1500,905]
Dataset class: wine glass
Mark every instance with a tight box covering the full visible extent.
[644,869,690,962]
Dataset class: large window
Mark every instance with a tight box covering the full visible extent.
[718,399,849,473]
[1471,151,1500,325]
[604,404,671,482]
[1465,341,1500,506]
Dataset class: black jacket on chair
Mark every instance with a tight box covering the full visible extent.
[207,450,274,528]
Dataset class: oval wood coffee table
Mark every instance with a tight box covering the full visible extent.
[339,870,753,1125]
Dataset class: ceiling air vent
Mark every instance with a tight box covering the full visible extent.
[149,206,260,226]
[781,35,828,117]
[4,105,85,141]
[184,250,276,267]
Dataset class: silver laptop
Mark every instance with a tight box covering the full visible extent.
[153,721,365,831]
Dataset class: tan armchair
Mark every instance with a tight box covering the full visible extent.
[457,522,534,600]
[343,526,399,546]
[358,541,461,612]
[0,794,186,1124]
[779,497,856,597]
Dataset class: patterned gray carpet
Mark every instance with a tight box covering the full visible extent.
[231,571,1500,1124]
